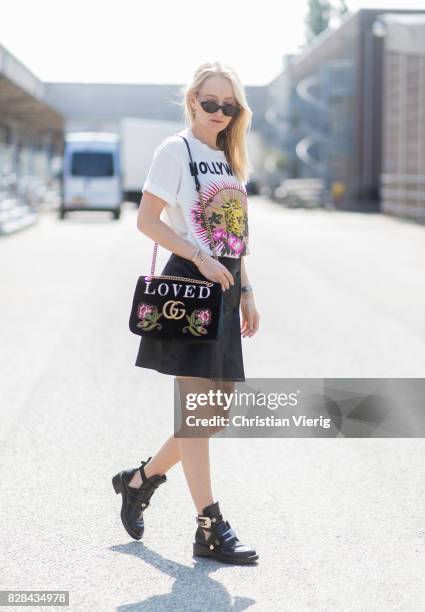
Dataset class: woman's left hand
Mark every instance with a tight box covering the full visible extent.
[240,293,260,337]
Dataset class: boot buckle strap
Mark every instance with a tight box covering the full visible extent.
[196,514,222,528]
[197,515,212,528]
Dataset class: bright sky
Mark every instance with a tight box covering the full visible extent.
[0,0,424,86]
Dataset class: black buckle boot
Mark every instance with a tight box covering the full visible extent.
[193,501,259,564]
[112,456,167,540]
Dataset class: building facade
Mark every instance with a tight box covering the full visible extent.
[266,9,425,212]
[0,44,64,234]
[380,15,425,222]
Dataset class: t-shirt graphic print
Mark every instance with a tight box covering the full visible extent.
[142,126,250,259]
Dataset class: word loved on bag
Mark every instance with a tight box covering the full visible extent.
[143,280,212,299]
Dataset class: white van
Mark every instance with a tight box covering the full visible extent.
[60,132,123,219]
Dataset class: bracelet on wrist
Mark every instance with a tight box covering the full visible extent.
[192,248,209,267]
[241,284,253,294]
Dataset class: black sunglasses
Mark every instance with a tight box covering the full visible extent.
[197,96,241,118]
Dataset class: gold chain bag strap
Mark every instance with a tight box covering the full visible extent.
[128,134,225,342]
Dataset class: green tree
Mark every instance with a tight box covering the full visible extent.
[336,0,350,17]
[305,0,332,42]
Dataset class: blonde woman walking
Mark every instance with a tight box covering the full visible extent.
[112,61,260,564]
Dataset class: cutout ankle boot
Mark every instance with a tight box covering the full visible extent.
[193,501,259,564]
[112,456,167,540]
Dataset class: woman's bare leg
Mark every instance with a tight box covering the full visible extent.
[128,434,181,487]
[176,375,236,540]
[127,375,212,488]
[128,375,235,542]
[174,376,215,540]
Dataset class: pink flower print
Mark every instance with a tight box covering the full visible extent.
[234,241,244,255]
[138,303,154,320]
[196,309,212,325]
[183,308,212,336]
[227,235,244,254]
[213,228,228,240]
[136,302,163,332]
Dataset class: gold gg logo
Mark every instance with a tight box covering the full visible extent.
[162,300,186,320]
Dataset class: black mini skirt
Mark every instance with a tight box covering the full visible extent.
[134,252,245,382]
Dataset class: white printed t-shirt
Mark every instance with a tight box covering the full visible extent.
[142,126,250,258]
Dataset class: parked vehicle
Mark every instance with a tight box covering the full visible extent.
[273,178,325,208]
[120,118,185,204]
[60,132,123,220]
[246,178,259,195]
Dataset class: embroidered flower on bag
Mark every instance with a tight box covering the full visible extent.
[136,302,163,331]
[138,303,154,320]
[182,308,212,336]
[197,309,212,325]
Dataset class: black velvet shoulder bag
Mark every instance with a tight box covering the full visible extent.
[129,135,225,342]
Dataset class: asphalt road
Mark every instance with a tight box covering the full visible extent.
[1,198,424,611]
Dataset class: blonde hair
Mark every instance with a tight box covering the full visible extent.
[178,62,253,183]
